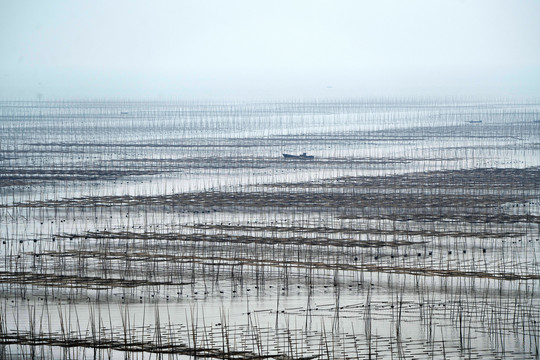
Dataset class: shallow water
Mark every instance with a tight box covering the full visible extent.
[1,99,539,359]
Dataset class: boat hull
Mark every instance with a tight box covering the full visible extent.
[282,153,314,160]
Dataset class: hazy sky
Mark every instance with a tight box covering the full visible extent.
[1,0,539,99]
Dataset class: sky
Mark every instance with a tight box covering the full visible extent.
[1,0,539,99]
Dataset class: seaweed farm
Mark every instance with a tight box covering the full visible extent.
[1,99,539,359]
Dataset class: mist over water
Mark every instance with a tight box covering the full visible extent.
[1,1,540,99]
[1,1,540,359]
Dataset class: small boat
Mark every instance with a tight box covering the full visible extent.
[282,152,314,160]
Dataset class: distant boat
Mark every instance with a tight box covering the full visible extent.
[468,120,482,124]
[120,111,129,115]
[283,152,314,160]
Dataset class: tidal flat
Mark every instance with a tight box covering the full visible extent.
[1,99,539,359]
